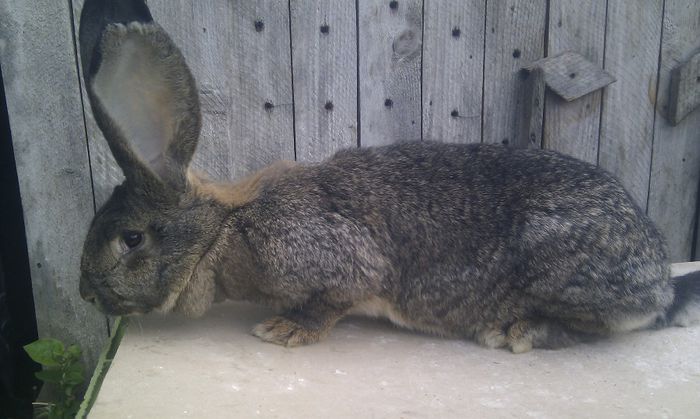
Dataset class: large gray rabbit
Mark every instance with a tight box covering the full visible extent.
[77,0,699,353]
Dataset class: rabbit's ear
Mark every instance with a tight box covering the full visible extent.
[79,0,200,192]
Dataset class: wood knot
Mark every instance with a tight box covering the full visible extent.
[392,29,420,59]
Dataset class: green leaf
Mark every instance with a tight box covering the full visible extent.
[65,403,81,419]
[35,407,50,419]
[24,339,64,366]
[35,368,63,384]
[47,404,65,419]
[66,344,82,360]
[64,364,85,385]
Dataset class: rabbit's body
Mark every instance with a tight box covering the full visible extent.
[77,0,698,353]
[177,142,672,352]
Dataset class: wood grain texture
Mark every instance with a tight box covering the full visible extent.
[71,0,123,207]
[482,0,546,147]
[358,0,423,146]
[527,52,614,101]
[647,0,700,262]
[668,50,700,125]
[518,68,545,148]
[598,0,663,208]
[543,0,607,164]
[74,0,296,197]
[696,208,700,261]
[149,1,238,183]
[0,0,107,370]
[152,0,295,178]
[290,0,358,162]
[422,0,485,144]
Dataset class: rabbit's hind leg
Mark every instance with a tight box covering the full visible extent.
[506,319,586,353]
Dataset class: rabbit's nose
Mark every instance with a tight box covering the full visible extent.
[79,278,97,303]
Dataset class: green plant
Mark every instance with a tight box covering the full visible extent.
[24,338,85,419]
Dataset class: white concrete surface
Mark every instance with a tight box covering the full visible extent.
[91,297,700,418]
[671,261,700,277]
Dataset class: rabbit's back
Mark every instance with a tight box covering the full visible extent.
[241,142,671,344]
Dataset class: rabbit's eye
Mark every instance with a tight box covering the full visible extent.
[121,231,143,249]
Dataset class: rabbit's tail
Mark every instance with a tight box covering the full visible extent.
[664,270,700,327]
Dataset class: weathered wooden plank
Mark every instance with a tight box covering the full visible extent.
[73,0,296,197]
[647,0,700,262]
[290,0,358,162]
[668,50,700,125]
[482,0,546,147]
[543,0,607,164]
[526,52,614,101]
[0,0,108,370]
[145,1,238,182]
[422,0,485,144]
[358,0,423,146]
[695,208,700,261]
[598,0,663,208]
[518,67,546,148]
[72,0,123,207]
[144,0,296,177]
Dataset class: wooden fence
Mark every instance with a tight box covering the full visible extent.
[1,0,699,372]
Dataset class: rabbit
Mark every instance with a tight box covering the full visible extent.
[77,0,699,353]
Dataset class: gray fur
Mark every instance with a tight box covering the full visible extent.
[78,0,697,353]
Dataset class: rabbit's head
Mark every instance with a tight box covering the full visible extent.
[77,1,224,316]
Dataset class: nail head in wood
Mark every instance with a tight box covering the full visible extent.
[264,102,274,110]
[320,24,329,34]
[389,1,399,10]
[384,98,393,108]
[452,28,461,38]
[254,20,264,32]
[324,101,334,111]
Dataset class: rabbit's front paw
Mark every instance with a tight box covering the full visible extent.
[252,316,324,347]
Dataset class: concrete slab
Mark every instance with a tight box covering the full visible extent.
[90,297,700,418]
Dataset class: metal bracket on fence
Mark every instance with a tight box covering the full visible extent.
[668,50,700,126]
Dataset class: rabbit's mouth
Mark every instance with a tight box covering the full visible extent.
[81,274,155,315]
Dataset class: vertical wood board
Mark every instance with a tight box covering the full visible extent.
[695,206,700,261]
[73,0,297,203]
[150,1,239,182]
[0,0,108,370]
[422,0,485,144]
[358,0,423,146]
[482,0,547,147]
[72,0,124,208]
[598,0,663,208]
[290,0,358,162]
[152,0,295,177]
[544,0,607,164]
[647,0,700,262]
